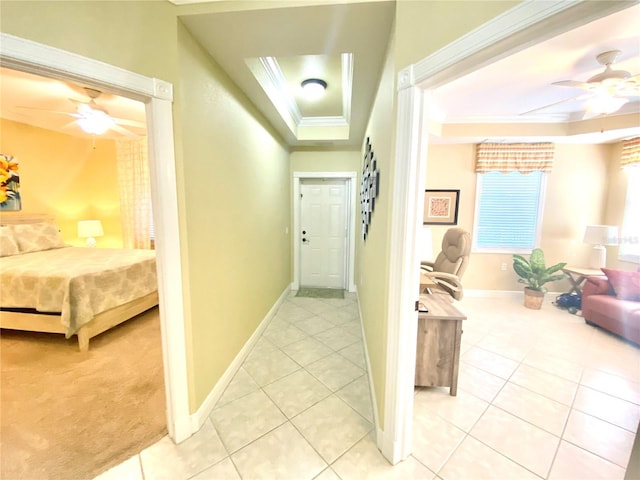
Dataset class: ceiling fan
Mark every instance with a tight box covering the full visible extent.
[21,87,145,136]
[523,50,640,118]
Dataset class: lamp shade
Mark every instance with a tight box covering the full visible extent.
[583,225,618,246]
[77,220,104,247]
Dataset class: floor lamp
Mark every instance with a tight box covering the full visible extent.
[583,225,618,269]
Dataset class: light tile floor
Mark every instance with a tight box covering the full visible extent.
[95,292,640,480]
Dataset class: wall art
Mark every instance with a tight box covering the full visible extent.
[361,137,380,240]
[0,154,21,211]
[423,189,459,225]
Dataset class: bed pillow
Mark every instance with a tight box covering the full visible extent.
[0,225,20,257]
[601,268,640,302]
[12,222,66,253]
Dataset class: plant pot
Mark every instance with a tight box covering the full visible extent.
[523,287,545,310]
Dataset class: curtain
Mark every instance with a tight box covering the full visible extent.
[116,138,152,249]
[475,143,554,173]
[621,137,640,169]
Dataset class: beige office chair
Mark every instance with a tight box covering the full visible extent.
[420,227,471,301]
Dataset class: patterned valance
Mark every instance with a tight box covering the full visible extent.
[621,137,640,169]
[476,143,554,174]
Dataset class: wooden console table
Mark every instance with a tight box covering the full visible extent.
[415,293,466,396]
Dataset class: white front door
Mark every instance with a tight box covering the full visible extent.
[300,179,348,289]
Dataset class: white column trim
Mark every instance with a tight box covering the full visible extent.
[0,32,192,443]
[292,171,357,293]
[380,84,425,464]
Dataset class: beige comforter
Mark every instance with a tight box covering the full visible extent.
[0,246,157,337]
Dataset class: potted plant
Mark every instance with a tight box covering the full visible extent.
[512,248,568,309]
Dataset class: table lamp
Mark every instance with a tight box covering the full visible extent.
[77,220,104,247]
[583,225,618,269]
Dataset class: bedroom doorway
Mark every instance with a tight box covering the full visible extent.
[0,32,191,446]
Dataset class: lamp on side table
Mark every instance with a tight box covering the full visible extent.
[583,225,618,269]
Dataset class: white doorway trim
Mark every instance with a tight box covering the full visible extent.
[293,172,357,293]
[382,0,634,464]
[1,33,192,443]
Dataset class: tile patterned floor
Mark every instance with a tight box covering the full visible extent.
[95,292,640,480]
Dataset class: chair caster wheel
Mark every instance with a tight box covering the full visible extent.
[568,306,578,315]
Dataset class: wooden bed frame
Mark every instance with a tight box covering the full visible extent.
[0,212,159,351]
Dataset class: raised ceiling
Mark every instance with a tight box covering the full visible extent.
[178,1,395,147]
[1,2,638,146]
[429,2,640,144]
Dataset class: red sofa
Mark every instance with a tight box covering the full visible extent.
[582,268,640,345]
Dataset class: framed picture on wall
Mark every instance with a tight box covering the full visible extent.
[423,189,459,225]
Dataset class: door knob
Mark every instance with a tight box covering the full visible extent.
[302,230,306,234]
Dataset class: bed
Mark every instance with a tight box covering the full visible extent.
[0,214,158,351]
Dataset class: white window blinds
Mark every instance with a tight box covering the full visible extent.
[474,171,545,252]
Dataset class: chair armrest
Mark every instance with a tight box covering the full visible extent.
[582,276,613,299]
[420,261,435,272]
[421,271,464,299]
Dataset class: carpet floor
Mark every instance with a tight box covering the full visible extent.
[1,307,166,480]
[296,287,345,299]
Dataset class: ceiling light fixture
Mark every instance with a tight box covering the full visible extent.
[586,94,629,115]
[76,104,113,135]
[301,78,327,101]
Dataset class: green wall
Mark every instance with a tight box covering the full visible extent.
[177,22,291,410]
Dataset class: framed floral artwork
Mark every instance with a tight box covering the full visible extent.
[423,189,459,225]
[0,154,21,211]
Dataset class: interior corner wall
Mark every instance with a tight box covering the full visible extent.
[177,22,292,412]
[425,143,611,292]
[355,28,397,430]
[0,119,123,247]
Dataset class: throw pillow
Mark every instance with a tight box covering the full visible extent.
[12,222,66,253]
[601,268,640,302]
[0,225,20,257]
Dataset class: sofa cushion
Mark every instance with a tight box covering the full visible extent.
[602,268,640,302]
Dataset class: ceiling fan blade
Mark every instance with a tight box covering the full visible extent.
[552,80,592,89]
[108,123,139,137]
[16,105,81,118]
[520,93,592,116]
[111,117,146,129]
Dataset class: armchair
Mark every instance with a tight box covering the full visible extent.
[420,227,471,301]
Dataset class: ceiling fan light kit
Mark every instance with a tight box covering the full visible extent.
[76,104,114,135]
[587,95,629,115]
[526,49,640,118]
[300,78,327,101]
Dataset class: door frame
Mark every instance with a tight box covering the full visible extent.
[1,33,192,442]
[382,0,633,464]
[293,172,357,292]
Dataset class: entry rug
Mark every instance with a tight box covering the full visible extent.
[296,287,345,299]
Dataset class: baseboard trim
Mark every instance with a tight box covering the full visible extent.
[355,288,383,450]
[464,289,565,300]
[189,284,291,432]
[464,289,522,299]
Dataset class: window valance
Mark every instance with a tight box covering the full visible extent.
[476,143,554,174]
[621,137,640,169]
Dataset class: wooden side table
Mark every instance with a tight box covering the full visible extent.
[415,293,467,396]
[562,266,606,295]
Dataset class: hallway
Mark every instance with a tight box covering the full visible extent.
[97,292,639,479]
